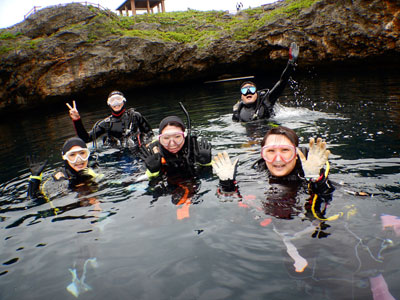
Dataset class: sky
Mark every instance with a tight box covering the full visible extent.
[0,0,276,29]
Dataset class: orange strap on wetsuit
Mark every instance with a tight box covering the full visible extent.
[176,184,191,220]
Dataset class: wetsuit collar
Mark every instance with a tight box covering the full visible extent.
[111,108,126,117]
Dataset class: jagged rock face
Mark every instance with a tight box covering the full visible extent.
[0,0,398,111]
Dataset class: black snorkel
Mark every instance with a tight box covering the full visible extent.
[179,102,194,175]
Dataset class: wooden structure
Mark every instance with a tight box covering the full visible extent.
[117,0,165,16]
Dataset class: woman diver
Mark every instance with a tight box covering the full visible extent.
[213,125,334,219]
[27,137,102,201]
[140,114,212,180]
[138,104,212,220]
[66,90,154,151]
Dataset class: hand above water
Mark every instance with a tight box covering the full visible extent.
[26,155,47,176]
[139,146,161,173]
[212,151,238,181]
[66,100,80,121]
[298,138,330,180]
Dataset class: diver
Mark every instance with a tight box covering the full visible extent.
[139,114,212,180]
[233,42,299,122]
[27,137,102,202]
[66,90,154,151]
[213,126,334,218]
[212,126,336,275]
[138,103,212,220]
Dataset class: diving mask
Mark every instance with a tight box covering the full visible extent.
[62,148,90,163]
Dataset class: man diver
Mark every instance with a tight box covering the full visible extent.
[233,42,299,122]
[27,137,102,201]
[66,91,153,150]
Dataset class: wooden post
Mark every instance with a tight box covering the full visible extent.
[146,0,150,14]
[157,4,160,13]
[161,0,165,13]
[131,0,136,15]
[125,5,129,16]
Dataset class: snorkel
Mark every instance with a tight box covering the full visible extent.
[179,102,194,175]
[179,102,191,152]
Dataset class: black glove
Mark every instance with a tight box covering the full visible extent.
[139,146,161,173]
[26,155,47,176]
[194,138,211,165]
[26,155,47,199]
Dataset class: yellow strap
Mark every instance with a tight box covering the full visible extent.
[41,178,59,215]
[29,174,43,181]
[311,194,342,221]
[145,169,160,179]
[324,161,330,178]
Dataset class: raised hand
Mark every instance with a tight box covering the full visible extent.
[194,138,212,165]
[26,155,48,176]
[289,42,299,64]
[212,151,238,181]
[298,138,330,180]
[66,100,80,121]
[139,146,161,173]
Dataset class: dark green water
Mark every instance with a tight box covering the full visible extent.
[0,70,399,299]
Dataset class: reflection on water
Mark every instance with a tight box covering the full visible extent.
[0,70,399,299]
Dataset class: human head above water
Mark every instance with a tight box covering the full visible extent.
[261,126,299,148]
[240,81,258,105]
[107,90,126,113]
[158,116,186,154]
[261,126,299,177]
[61,137,90,172]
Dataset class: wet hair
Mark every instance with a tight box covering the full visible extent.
[240,81,257,89]
[261,126,299,147]
[159,116,186,133]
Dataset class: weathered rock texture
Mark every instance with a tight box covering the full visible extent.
[0,0,399,111]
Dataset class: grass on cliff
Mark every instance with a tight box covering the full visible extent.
[109,0,318,45]
[0,0,318,53]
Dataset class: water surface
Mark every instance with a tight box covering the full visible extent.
[0,70,399,299]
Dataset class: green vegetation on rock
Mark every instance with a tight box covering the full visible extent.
[0,0,319,53]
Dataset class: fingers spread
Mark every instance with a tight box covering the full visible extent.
[309,137,315,149]
[297,148,306,161]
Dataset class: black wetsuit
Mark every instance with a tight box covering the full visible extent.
[146,136,212,180]
[233,61,295,122]
[73,108,153,149]
[253,155,335,219]
[218,151,334,220]
[28,163,101,201]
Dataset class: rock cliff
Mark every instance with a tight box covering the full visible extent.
[0,0,398,111]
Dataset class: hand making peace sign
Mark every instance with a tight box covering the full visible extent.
[66,100,80,121]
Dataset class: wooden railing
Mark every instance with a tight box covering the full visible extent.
[24,6,42,19]
[24,2,111,19]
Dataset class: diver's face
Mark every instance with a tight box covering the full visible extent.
[159,125,185,154]
[241,84,258,104]
[66,146,89,172]
[263,134,297,177]
[110,103,124,112]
